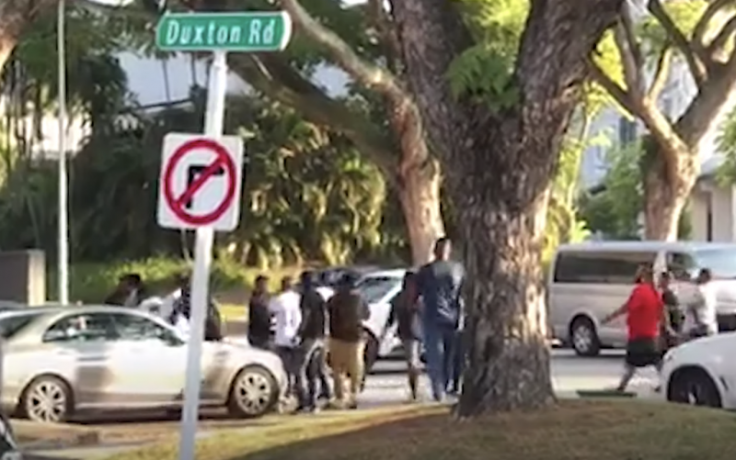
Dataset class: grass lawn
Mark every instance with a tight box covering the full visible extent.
[103,400,736,460]
[218,303,245,322]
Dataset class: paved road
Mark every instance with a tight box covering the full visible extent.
[365,348,659,403]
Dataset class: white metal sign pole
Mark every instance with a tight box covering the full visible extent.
[178,50,228,460]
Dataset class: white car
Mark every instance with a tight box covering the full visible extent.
[0,306,288,423]
[354,269,408,368]
[660,333,736,408]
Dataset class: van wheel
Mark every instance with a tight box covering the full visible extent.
[570,316,600,357]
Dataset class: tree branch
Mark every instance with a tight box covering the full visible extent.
[706,14,736,62]
[693,0,732,49]
[279,0,406,101]
[613,5,645,97]
[619,1,645,92]
[647,0,708,86]
[588,62,641,117]
[226,53,398,180]
[676,46,736,146]
[367,0,401,73]
[648,45,673,101]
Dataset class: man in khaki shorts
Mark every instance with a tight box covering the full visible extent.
[326,274,370,409]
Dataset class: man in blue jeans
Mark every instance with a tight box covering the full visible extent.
[417,237,465,402]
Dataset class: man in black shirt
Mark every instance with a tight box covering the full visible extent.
[386,271,421,401]
[417,237,465,401]
[296,271,331,412]
[248,275,272,349]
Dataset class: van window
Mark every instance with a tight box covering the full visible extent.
[667,252,696,280]
[553,251,657,284]
[670,249,736,279]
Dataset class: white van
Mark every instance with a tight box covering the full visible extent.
[548,241,736,356]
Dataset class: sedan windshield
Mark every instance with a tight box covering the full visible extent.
[355,277,400,304]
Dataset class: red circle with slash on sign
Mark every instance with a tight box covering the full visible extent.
[162,138,237,226]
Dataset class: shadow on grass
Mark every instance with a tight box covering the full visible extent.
[224,400,736,460]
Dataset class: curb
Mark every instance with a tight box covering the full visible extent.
[14,422,100,451]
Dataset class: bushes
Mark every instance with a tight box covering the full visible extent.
[47,257,299,303]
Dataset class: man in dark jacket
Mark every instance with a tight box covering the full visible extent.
[326,274,370,409]
[386,270,421,401]
[248,275,272,349]
[417,237,465,402]
[295,271,331,412]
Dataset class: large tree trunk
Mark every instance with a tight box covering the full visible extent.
[393,0,622,414]
[397,160,444,264]
[642,147,696,240]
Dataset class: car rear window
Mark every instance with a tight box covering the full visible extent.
[0,313,39,339]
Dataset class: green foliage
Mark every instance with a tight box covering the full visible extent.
[0,93,394,267]
[447,46,519,111]
[447,0,526,111]
[48,256,262,303]
[542,113,599,262]
[578,140,644,239]
[716,105,736,185]
[12,4,138,114]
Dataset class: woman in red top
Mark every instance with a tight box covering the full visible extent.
[602,265,672,392]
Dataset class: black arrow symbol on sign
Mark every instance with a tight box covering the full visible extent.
[185,164,224,209]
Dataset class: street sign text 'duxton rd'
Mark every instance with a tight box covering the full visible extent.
[156,12,292,52]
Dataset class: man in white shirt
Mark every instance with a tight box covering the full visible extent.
[268,276,303,399]
[686,268,719,338]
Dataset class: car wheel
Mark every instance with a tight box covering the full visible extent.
[667,368,722,408]
[570,316,600,357]
[227,365,278,418]
[21,375,73,423]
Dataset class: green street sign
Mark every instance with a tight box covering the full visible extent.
[155,12,292,52]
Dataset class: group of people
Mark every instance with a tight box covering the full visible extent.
[247,236,466,411]
[603,265,717,392]
[247,271,369,412]
[103,271,223,341]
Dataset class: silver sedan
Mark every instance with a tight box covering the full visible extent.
[0,305,287,423]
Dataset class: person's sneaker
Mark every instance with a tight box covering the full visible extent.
[309,406,321,414]
[346,400,358,410]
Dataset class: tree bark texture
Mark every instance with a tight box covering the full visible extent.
[393,0,622,414]
[397,160,444,264]
[642,143,695,241]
